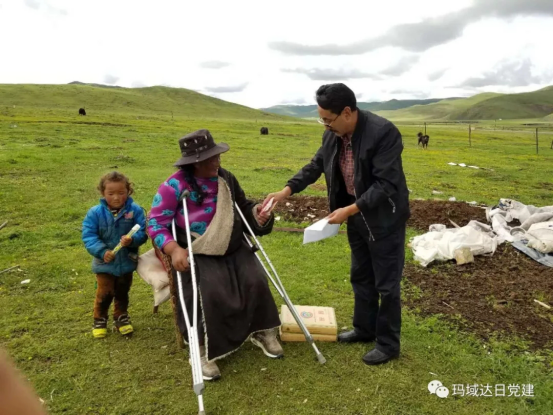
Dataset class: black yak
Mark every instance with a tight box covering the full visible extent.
[417,132,429,149]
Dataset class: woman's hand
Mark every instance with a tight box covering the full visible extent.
[256,204,271,226]
[171,246,190,272]
[164,241,190,272]
[171,247,190,272]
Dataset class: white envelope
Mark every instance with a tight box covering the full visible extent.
[303,218,340,244]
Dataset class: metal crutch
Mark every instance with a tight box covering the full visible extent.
[235,202,326,365]
[172,189,206,415]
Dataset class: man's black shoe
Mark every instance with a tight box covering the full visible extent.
[362,348,399,365]
[337,329,375,343]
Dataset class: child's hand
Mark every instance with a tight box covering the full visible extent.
[120,235,132,247]
[104,250,115,263]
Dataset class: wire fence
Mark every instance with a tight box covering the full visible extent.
[396,121,553,154]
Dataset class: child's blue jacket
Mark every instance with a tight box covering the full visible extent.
[82,197,148,276]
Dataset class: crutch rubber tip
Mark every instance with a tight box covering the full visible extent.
[317,354,326,364]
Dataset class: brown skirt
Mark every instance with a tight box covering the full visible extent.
[171,241,281,361]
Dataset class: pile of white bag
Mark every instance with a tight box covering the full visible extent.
[410,198,553,267]
[411,221,498,267]
[487,199,553,253]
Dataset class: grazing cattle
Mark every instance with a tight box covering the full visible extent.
[417,132,429,149]
[79,108,86,116]
[260,127,268,135]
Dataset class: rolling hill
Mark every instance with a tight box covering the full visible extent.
[261,98,458,118]
[261,86,553,121]
[375,92,502,121]
[0,83,282,120]
[455,86,553,120]
[376,86,553,121]
[259,104,319,118]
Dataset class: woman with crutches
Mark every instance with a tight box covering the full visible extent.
[147,129,283,381]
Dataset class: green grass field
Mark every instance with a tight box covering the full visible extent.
[1,85,553,414]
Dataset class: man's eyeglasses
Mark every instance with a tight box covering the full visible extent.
[317,113,340,127]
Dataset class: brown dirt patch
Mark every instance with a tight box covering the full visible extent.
[272,195,329,223]
[269,195,553,350]
[270,195,488,231]
[407,200,488,231]
[404,245,553,350]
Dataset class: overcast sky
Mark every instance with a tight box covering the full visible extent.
[1,0,553,108]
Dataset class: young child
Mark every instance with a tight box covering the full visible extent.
[82,171,148,338]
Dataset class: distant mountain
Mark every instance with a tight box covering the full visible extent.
[258,104,319,118]
[260,98,462,118]
[359,98,462,112]
[375,86,553,121]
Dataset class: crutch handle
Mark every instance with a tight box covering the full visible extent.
[179,189,191,202]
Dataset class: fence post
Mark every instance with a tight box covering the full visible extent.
[424,122,427,135]
[469,124,472,147]
[536,128,539,154]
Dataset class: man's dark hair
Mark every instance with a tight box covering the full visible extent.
[316,83,358,115]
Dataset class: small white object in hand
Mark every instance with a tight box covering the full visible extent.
[261,197,275,214]
[303,218,339,244]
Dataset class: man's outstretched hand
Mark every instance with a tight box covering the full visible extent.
[326,204,360,225]
[262,187,292,211]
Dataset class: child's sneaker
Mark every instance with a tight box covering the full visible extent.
[92,318,108,338]
[114,313,133,336]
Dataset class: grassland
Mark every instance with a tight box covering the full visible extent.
[0,84,552,414]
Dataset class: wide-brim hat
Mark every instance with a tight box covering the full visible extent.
[173,129,229,167]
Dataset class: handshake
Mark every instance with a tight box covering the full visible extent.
[260,186,359,226]
[255,187,291,226]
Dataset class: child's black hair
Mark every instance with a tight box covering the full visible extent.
[97,171,134,195]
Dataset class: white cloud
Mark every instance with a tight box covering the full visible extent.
[0,0,552,108]
[281,67,380,81]
[104,74,119,85]
[204,83,249,93]
[24,0,67,15]
[199,61,231,69]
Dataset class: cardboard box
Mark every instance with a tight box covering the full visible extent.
[280,305,337,336]
[279,328,337,342]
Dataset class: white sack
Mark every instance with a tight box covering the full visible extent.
[411,221,498,267]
